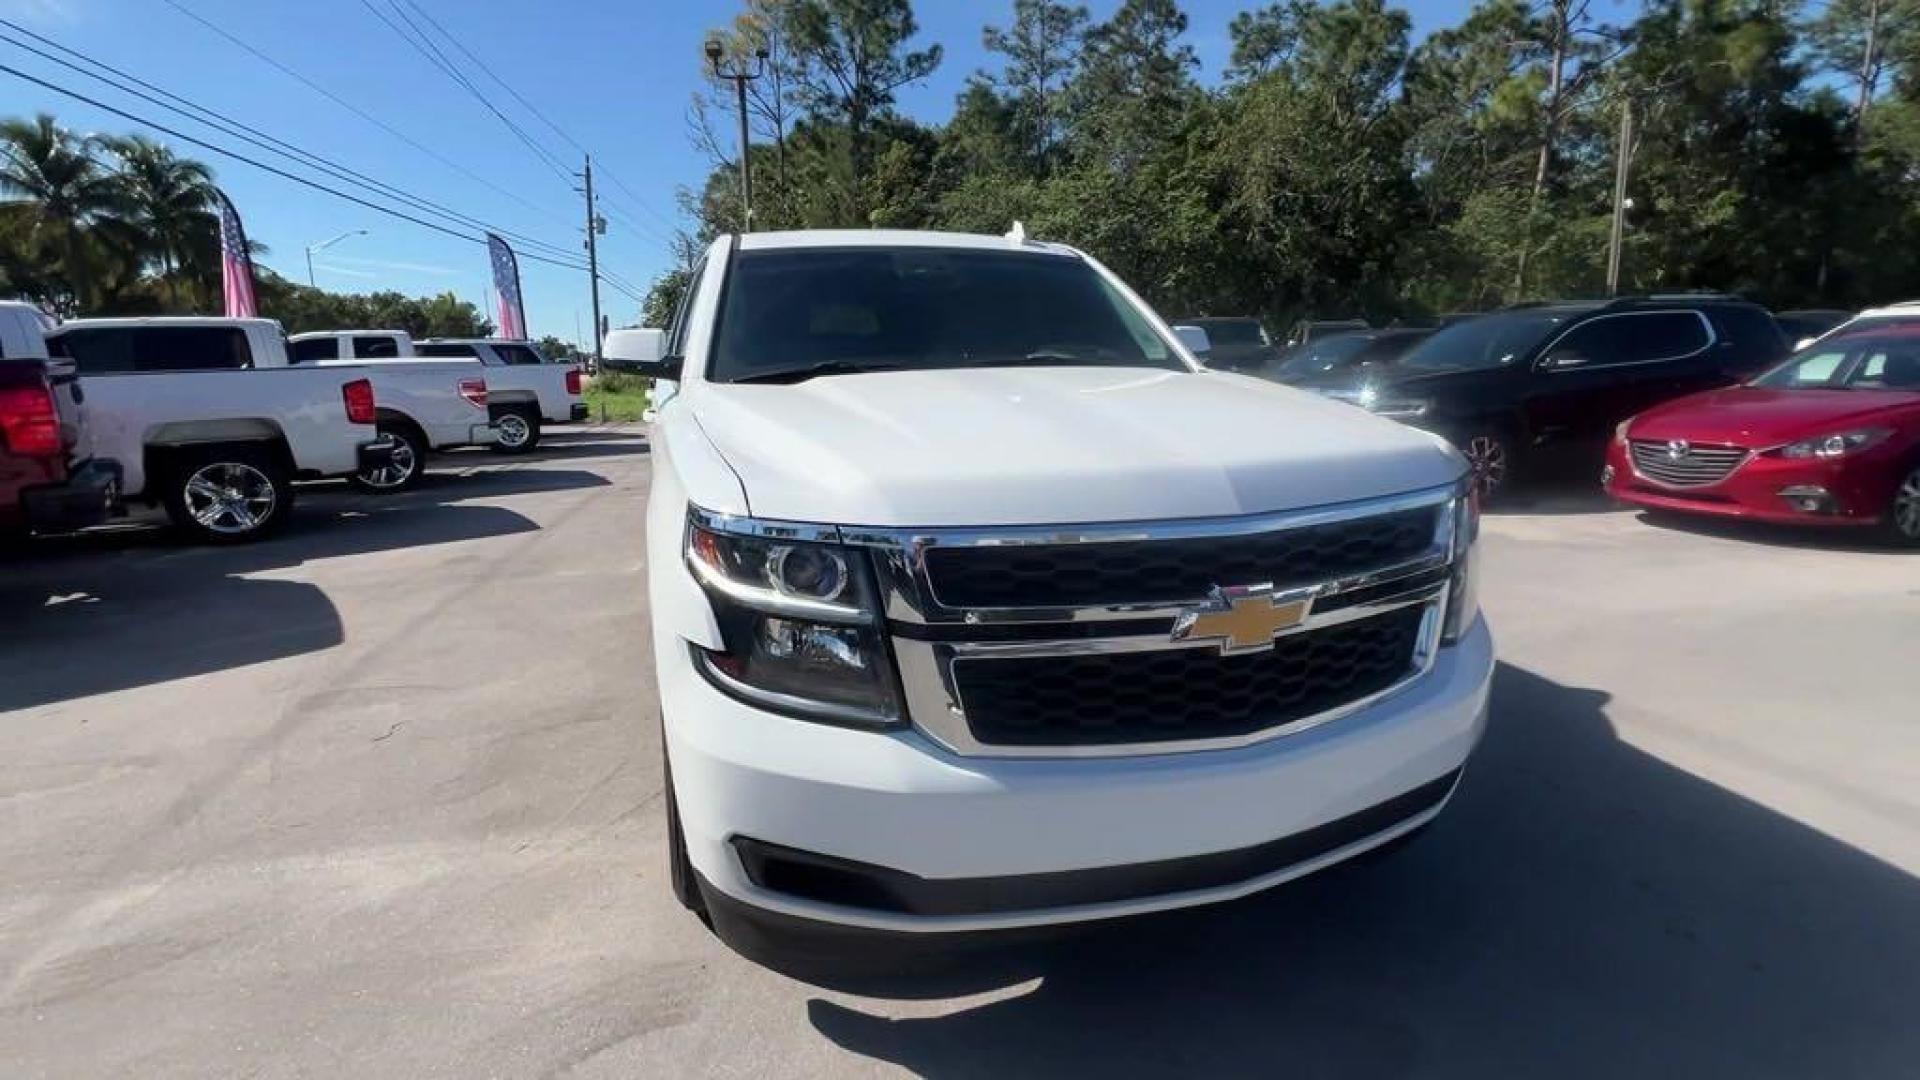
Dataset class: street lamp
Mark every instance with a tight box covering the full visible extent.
[707,39,769,231]
[305,229,369,287]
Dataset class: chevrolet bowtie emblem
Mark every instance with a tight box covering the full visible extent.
[1171,585,1316,655]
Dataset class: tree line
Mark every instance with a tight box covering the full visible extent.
[650,0,1920,327]
[0,114,491,337]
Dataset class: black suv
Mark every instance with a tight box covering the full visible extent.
[1349,296,1787,495]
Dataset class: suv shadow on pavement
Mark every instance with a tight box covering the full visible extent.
[0,468,608,712]
[793,663,1920,1078]
[1631,508,1915,554]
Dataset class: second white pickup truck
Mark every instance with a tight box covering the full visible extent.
[291,331,584,453]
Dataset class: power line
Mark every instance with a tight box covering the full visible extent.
[357,0,576,187]
[0,20,583,265]
[389,0,681,240]
[0,62,593,274]
[157,0,567,227]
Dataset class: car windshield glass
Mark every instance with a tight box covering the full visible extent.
[1751,331,1920,390]
[1270,334,1373,376]
[710,247,1184,381]
[1397,311,1570,372]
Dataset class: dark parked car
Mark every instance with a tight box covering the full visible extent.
[1263,328,1434,388]
[1347,295,1789,496]
[1773,309,1853,347]
[1283,318,1370,349]
[1174,317,1275,371]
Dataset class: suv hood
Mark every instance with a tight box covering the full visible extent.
[691,367,1464,527]
[1630,385,1920,446]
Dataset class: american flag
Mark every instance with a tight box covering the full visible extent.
[488,233,526,339]
[215,189,257,318]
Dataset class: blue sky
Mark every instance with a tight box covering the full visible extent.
[2,0,1465,342]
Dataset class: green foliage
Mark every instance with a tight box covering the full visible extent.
[659,0,1920,322]
[3,114,491,332]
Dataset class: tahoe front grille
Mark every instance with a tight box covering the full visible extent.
[921,507,1440,609]
[951,605,1428,748]
[1629,440,1748,488]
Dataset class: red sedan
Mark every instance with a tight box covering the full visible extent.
[1604,324,1920,544]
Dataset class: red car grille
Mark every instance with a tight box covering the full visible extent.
[1629,440,1748,488]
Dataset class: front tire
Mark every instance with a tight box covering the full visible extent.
[163,446,293,544]
[491,407,540,454]
[1885,464,1920,547]
[352,423,425,492]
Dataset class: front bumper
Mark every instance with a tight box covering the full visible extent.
[466,422,501,447]
[569,403,590,423]
[20,458,121,533]
[664,615,1494,933]
[1603,439,1894,527]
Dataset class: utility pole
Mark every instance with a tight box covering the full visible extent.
[706,40,769,231]
[578,155,605,365]
[1606,97,1634,296]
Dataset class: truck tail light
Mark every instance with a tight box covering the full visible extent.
[459,377,488,409]
[0,377,64,458]
[565,367,582,395]
[342,378,377,425]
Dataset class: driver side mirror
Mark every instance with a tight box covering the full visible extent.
[601,327,679,379]
[1171,324,1212,358]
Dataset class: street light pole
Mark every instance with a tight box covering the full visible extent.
[706,40,769,231]
[1606,98,1634,296]
[305,229,368,287]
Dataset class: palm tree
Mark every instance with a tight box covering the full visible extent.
[0,114,127,313]
[103,134,218,309]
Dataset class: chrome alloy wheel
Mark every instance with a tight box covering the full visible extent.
[1464,435,1509,496]
[360,435,419,490]
[495,412,532,450]
[1894,468,1920,541]
[183,461,277,535]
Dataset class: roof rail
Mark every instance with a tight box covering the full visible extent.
[1604,290,1740,305]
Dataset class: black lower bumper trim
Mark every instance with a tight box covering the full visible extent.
[21,459,120,533]
[731,769,1461,917]
[569,403,590,422]
[356,437,397,474]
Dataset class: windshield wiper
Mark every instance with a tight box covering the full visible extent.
[730,360,906,384]
[971,347,1127,368]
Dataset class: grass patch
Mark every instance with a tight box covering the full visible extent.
[583,372,651,422]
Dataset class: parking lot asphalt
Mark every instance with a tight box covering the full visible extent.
[2,425,1917,1079]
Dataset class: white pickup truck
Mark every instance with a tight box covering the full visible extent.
[59,318,499,494]
[290,331,584,453]
[36,312,393,542]
[614,229,1494,956]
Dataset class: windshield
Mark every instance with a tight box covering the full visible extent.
[1750,330,1920,390]
[1398,311,1571,372]
[710,247,1185,381]
[1270,333,1374,377]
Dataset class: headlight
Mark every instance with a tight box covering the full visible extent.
[1778,428,1893,459]
[1370,397,1431,420]
[1613,419,1632,443]
[686,515,902,728]
[1442,487,1481,645]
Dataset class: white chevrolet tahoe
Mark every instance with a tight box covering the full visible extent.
[609,230,1493,948]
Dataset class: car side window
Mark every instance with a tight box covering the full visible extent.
[1785,350,1847,384]
[289,337,336,364]
[417,342,477,358]
[663,258,706,360]
[1549,313,1710,369]
[493,344,542,366]
[126,327,250,371]
[51,329,134,373]
[353,336,400,359]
